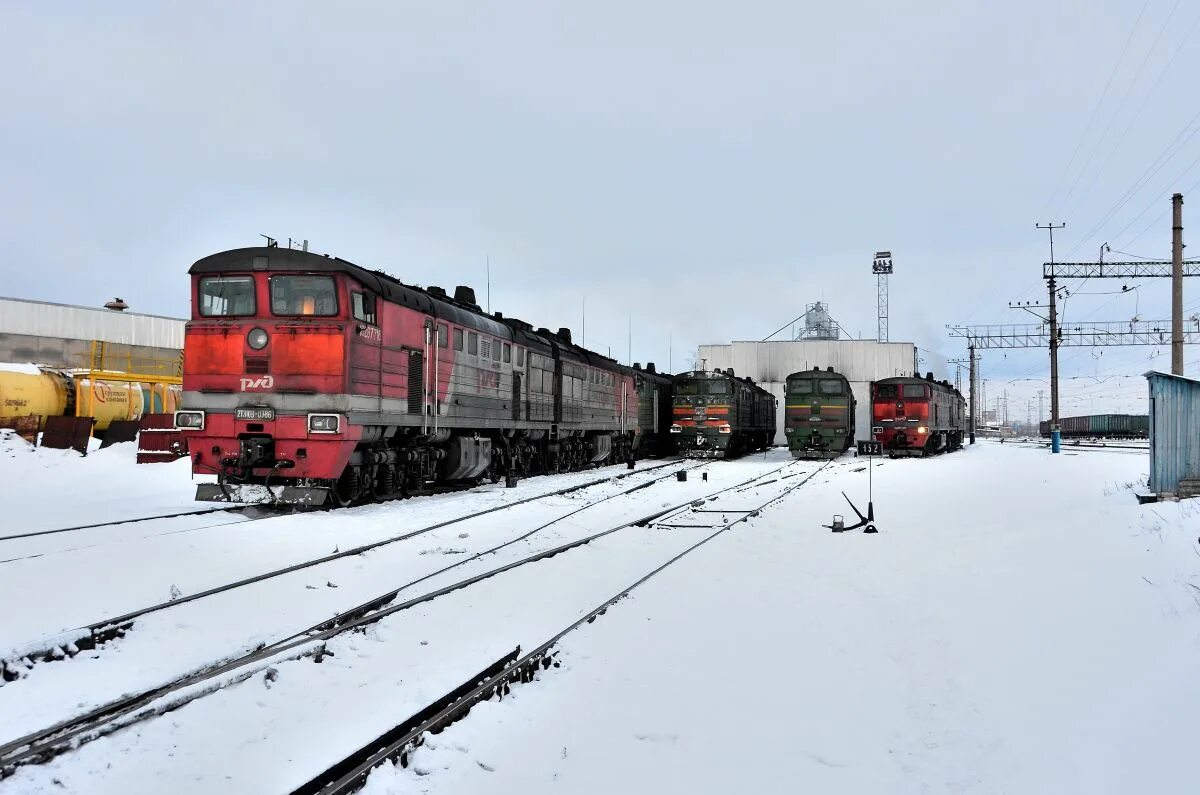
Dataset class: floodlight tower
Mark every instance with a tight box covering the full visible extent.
[872,251,894,342]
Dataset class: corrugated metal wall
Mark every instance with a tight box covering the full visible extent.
[1146,372,1200,497]
[698,341,921,444]
[0,297,184,349]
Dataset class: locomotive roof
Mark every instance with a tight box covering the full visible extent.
[190,247,628,374]
[675,369,774,398]
[875,374,963,398]
[786,367,849,381]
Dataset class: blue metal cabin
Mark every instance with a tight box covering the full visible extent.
[1144,371,1200,499]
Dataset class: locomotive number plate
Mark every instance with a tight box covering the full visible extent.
[236,407,275,421]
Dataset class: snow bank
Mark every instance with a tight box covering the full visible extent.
[0,429,199,536]
[374,443,1200,794]
[0,362,43,374]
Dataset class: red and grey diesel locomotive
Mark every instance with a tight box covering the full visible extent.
[174,246,652,506]
[870,373,965,457]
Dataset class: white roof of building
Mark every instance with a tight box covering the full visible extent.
[0,296,185,349]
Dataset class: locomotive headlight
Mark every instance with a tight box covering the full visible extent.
[670,424,682,433]
[917,426,928,434]
[247,327,269,350]
[718,424,732,434]
[174,410,205,430]
[308,413,340,433]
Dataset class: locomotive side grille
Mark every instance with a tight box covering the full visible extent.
[408,353,424,414]
[244,357,269,374]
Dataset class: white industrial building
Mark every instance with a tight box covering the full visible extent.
[697,339,942,445]
[0,296,184,371]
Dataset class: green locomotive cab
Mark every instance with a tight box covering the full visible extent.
[783,367,855,459]
[670,369,775,459]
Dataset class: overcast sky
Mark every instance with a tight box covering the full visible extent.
[3,0,1197,417]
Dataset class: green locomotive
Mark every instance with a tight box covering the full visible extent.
[783,367,856,459]
[670,369,776,458]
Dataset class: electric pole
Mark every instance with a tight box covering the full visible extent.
[1172,193,1184,375]
[1038,390,1044,426]
[969,346,976,444]
[1037,222,1066,452]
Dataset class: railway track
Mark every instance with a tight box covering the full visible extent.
[0,459,688,680]
[0,457,808,781]
[0,507,241,543]
[295,457,835,794]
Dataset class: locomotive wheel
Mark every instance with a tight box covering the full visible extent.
[330,466,360,508]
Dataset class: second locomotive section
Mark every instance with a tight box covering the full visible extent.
[669,369,775,458]
[175,247,673,506]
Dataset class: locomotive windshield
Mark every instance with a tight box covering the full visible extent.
[819,379,844,395]
[271,275,338,316]
[706,380,730,395]
[788,380,814,395]
[903,384,928,398]
[876,384,897,398]
[676,381,700,395]
[198,276,256,317]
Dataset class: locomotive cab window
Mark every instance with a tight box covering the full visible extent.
[819,380,844,395]
[351,292,377,325]
[676,382,700,395]
[876,385,898,399]
[903,384,928,399]
[492,339,501,361]
[706,380,730,395]
[516,347,524,367]
[271,275,338,316]
[503,343,511,363]
[788,380,814,395]
[468,332,478,355]
[199,276,256,317]
[453,329,464,351]
[437,324,448,348]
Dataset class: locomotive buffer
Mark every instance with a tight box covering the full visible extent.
[827,441,881,534]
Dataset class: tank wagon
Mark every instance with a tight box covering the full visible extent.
[670,369,775,458]
[0,367,177,432]
[632,363,676,457]
[784,366,855,459]
[871,373,965,457]
[1038,414,1148,439]
[175,246,642,506]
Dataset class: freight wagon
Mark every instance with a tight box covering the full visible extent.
[1038,414,1149,439]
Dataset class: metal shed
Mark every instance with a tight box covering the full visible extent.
[1144,371,1200,499]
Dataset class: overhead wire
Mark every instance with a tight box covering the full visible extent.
[1043,0,1152,214]
[1058,0,1181,217]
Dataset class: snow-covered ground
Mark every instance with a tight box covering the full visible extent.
[1,436,1197,794]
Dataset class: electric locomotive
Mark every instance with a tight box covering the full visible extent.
[174,246,640,505]
[783,366,855,459]
[670,369,775,458]
[870,373,965,457]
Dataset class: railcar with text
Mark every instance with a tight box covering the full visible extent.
[669,369,775,458]
[870,373,965,457]
[174,246,640,505]
[783,366,855,459]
